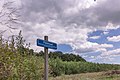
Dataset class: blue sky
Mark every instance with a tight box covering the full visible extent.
[56,27,120,64]
[57,44,72,53]
[1,0,120,64]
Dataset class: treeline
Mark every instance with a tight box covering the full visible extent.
[36,51,86,62]
[49,58,120,76]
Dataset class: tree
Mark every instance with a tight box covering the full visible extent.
[16,30,25,55]
[0,35,3,48]
[29,49,34,55]
[9,35,15,52]
[0,1,20,34]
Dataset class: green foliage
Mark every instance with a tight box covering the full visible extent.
[16,30,26,55]
[49,58,65,77]
[0,35,19,79]
[49,58,120,76]
[38,51,86,62]
[0,31,44,80]
[11,56,44,80]
[50,51,86,62]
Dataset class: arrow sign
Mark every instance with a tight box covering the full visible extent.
[37,39,57,49]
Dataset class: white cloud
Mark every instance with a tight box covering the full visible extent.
[107,35,120,42]
[100,44,113,48]
[103,31,109,35]
[21,20,93,52]
[104,23,120,31]
[73,42,113,54]
[101,48,120,56]
[89,36,100,39]
[90,48,120,63]
[1,0,120,64]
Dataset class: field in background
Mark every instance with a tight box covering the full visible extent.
[50,71,120,80]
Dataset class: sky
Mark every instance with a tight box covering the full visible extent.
[0,0,120,64]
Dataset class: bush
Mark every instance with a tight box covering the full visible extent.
[0,32,44,79]
[49,58,64,77]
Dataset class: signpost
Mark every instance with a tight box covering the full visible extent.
[37,36,57,80]
[37,39,57,49]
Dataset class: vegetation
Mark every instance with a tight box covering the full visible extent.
[49,58,120,76]
[0,31,44,79]
[37,51,86,62]
[0,31,120,80]
[50,71,120,80]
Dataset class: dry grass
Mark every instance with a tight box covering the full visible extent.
[50,71,120,80]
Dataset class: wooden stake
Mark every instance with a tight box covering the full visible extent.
[44,36,48,80]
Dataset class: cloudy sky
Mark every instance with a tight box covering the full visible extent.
[1,0,120,64]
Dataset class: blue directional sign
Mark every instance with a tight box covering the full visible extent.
[37,39,57,49]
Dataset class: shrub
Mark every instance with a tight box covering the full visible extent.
[49,59,120,76]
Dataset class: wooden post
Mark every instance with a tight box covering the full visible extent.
[44,36,48,80]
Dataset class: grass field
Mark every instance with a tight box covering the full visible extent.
[50,71,120,80]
